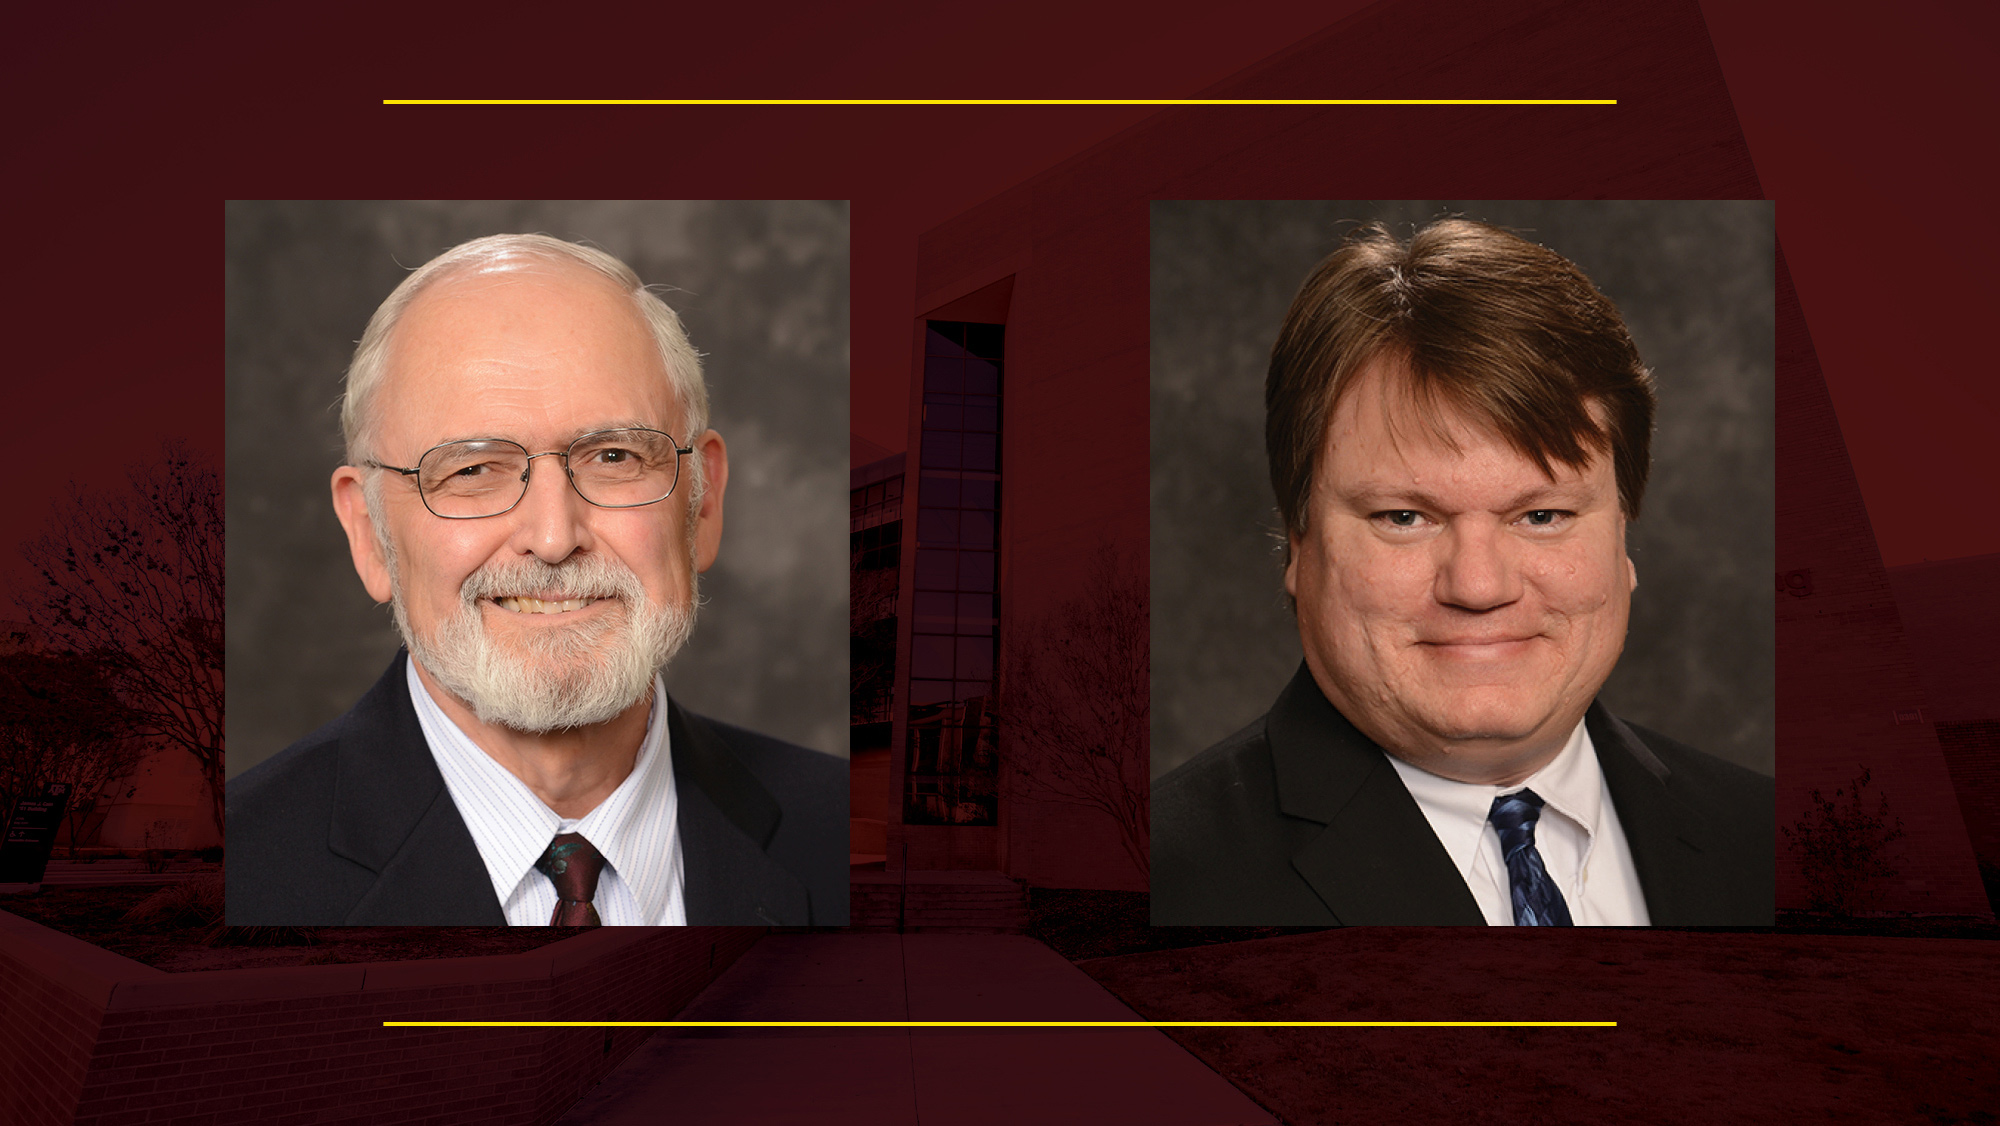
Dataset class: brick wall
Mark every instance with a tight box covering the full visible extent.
[0,912,761,1126]
[0,912,142,1126]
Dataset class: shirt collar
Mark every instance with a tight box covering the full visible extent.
[1385,718,1603,871]
[406,659,677,921]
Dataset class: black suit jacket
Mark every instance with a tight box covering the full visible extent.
[1152,664,1774,926]
[226,652,847,926]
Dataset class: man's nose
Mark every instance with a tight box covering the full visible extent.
[1433,521,1522,612]
[506,452,590,564]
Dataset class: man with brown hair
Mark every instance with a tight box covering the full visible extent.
[1152,219,1773,926]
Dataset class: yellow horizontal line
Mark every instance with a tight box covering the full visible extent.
[383,1020,1616,1028]
[382,98,1617,107]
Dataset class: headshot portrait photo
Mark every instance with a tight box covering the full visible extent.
[1150,200,1775,927]
[224,200,849,926]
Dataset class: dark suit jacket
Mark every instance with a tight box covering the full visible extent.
[1153,664,1774,926]
[226,652,847,926]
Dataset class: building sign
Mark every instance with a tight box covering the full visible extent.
[0,782,71,884]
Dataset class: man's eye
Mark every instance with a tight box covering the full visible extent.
[1522,510,1567,526]
[1378,510,1423,527]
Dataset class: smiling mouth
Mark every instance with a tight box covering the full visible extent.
[495,596,606,615]
[1420,636,1538,654]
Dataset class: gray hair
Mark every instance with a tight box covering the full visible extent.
[340,233,709,467]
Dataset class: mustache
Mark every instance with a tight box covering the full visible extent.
[458,556,647,605]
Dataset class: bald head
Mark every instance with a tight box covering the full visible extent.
[341,234,707,467]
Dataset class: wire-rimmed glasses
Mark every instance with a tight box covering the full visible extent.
[366,427,695,519]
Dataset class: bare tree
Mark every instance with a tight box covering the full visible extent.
[1002,545,1150,881]
[19,442,224,837]
[0,650,144,856]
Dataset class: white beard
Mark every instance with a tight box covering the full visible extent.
[390,551,698,733]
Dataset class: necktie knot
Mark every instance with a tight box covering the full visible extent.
[1487,788,1572,926]
[1489,789,1547,839]
[535,832,605,926]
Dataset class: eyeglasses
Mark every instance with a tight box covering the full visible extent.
[366,427,695,519]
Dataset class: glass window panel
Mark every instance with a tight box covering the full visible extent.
[959,478,996,510]
[918,475,959,507]
[964,322,1004,358]
[925,401,964,431]
[962,433,998,472]
[912,635,954,679]
[956,593,993,622]
[965,394,998,409]
[958,509,994,547]
[913,592,956,625]
[953,680,991,703]
[955,637,994,681]
[909,679,951,709]
[964,357,999,396]
[919,432,961,469]
[914,549,957,590]
[916,508,958,545]
[926,323,966,354]
[923,355,963,394]
[963,405,999,433]
[958,551,995,592]
[884,477,902,500]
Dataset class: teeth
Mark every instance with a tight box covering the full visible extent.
[498,596,598,614]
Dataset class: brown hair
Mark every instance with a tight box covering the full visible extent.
[1266,218,1655,541]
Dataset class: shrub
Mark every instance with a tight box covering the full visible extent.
[1782,766,1907,915]
[121,871,224,928]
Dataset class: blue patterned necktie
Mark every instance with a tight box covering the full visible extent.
[1488,789,1573,926]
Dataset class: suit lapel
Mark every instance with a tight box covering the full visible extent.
[669,702,808,925]
[1269,666,1486,926]
[1587,704,1717,926]
[327,653,506,925]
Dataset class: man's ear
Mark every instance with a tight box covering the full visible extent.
[1627,554,1638,593]
[691,429,728,574]
[331,466,394,604]
[1283,529,1303,600]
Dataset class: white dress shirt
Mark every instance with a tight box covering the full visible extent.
[407,659,687,926]
[1386,720,1650,926]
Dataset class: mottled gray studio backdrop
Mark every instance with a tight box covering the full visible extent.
[226,200,849,780]
[1152,200,1774,779]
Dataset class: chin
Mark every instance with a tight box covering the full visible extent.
[1417,696,1555,745]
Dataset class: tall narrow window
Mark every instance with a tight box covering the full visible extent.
[904,320,1004,825]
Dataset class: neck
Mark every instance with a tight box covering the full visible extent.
[411,657,652,819]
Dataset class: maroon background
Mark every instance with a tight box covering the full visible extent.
[4,0,1994,1120]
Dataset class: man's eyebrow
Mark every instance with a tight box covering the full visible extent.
[431,420,668,448]
[1337,481,1598,512]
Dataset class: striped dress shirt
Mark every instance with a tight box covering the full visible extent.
[406,659,687,926]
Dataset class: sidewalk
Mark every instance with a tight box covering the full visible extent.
[557,933,1275,1125]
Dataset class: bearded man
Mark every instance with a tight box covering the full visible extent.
[227,234,845,926]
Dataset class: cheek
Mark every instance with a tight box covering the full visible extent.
[1525,548,1628,617]
[398,526,499,607]
[1329,542,1432,622]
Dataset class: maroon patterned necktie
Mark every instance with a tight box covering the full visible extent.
[535,833,606,926]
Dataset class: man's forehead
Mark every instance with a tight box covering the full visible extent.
[377,263,676,433]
